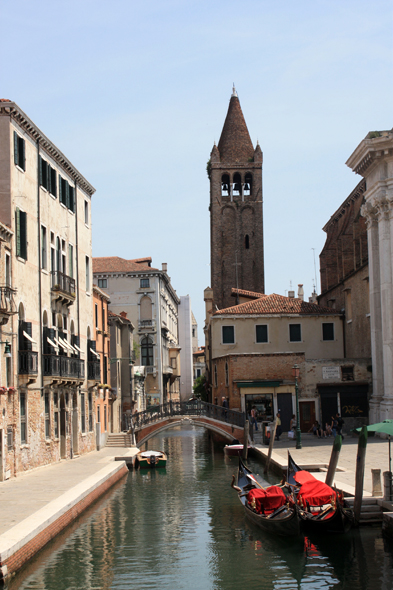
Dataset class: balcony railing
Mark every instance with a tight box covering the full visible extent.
[19,350,38,375]
[43,354,85,379]
[87,360,100,381]
[0,285,17,323]
[139,319,155,329]
[51,271,76,301]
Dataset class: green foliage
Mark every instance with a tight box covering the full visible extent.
[206,159,212,180]
[193,375,207,401]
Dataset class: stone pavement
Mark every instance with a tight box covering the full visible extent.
[0,446,137,536]
[250,430,391,496]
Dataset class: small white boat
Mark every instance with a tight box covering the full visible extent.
[224,444,251,457]
[135,450,167,468]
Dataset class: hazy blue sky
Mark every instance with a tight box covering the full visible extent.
[1,0,392,335]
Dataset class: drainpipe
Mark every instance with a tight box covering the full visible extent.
[340,310,346,358]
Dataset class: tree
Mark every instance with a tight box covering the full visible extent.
[193,375,208,402]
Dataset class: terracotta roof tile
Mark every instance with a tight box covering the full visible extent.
[214,293,339,316]
[231,288,266,299]
[93,256,156,273]
[218,95,254,163]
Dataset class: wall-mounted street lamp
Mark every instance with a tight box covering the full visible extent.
[292,364,302,450]
[0,340,11,358]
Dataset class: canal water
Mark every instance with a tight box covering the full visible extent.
[8,424,393,590]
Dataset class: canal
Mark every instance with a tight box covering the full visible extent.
[7,424,393,590]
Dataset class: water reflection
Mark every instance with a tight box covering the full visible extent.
[7,424,393,590]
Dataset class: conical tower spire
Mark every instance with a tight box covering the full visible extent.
[217,88,254,163]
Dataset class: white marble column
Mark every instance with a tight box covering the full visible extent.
[361,202,384,422]
[373,193,393,420]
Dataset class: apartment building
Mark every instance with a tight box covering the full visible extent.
[0,100,98,477]
[93,257,180,407]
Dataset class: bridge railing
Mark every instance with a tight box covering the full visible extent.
[128,400,246,431]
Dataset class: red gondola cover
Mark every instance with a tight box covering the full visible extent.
[297,480,335,507]
[293,470,317,485]
[247,486,286,514]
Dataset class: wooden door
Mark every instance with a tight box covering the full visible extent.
[299,401,315,433]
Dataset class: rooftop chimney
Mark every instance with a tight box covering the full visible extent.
[297,284,304,301]
[120,311,128,318]
[288,291,295,298]
[162,263,167,273]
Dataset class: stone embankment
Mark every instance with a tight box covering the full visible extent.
[0,446,138,582]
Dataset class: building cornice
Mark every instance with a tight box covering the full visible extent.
[346,130,393,177]
[0,101,95,196]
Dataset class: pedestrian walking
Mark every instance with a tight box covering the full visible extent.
[276,411,282,441]
[250,406,258,430]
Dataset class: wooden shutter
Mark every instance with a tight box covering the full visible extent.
[65,181,69,209]
[15,208,21,257]
[59,174,62,203]
[39,156,43,187]
[19,210,27,260]
[21,137,25,171]
[14,131,18,166]
[21,321,32,351]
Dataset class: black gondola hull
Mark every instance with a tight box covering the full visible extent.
[298,502,353,534]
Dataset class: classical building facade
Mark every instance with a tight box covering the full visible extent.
[93,257,180,406]
[93,285,112,448]
[0,100,98,477]
[204,288,371,433]
[209,88,264,311]
[346,129,393,422]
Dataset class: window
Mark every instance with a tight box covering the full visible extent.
[59,176,75,212]
[81,393,86,433]
[222,326,235,344]
[85,256,90,292]
[104,406,107,431]
[6,356,11,388]
[41,225,47,269]
[50,166,57,197]
[54,394,59,438]
[221,174,230,197]
[256,325,268,343]
[245,235,250,249]
[95,304,98,328]
[7,426,13,451]
[322,323,334,341]
[20,392,27,444]
[141,337,153,366]
[40,157,57,196]
[68,186,75,213]
[289,324,301,342]
[214,364,217,387]
[342,366,354,382]
[98,279,107,288]
[97,405,101,425]
[15,208,27,260]
[45,393,50,439]
[14,131,25,171]
[225,362,229,386]
[40,157,48,190]
[140,278,150,288]
[84,200,89,225]
[88,392,93,431]
[5,253,11,287]
[68,244,74,278]
[171,357,177,369]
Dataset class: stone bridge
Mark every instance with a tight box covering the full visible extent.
[128,400,246,447]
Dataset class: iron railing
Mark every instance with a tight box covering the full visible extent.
[43,354,84,378]
[18,350,38,375]
[128,400,246,431]
[87,360,100,381]
[0,285,17,316]
[51,271,76,298]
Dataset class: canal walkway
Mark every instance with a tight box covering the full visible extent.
[0,447,138,581]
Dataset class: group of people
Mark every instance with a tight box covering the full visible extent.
[308,413,345,439]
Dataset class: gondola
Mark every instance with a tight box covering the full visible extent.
[232,458,300,537]
[135,450,167,468]
[287,452,353,534]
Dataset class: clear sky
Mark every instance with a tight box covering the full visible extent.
[1,1,392,337]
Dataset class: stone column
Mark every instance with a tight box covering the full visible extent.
[361,202,383,423]
[373,193,393,421]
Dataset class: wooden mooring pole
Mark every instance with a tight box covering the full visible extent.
[242,420,250,460]
[325,434,342,487]
[264,420,277,474]
[354,425,368,526]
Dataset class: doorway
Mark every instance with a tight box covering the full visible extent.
[299,401,315,433]
[60,394,66,459]
[277,393,293,432]
[72,393,78,456]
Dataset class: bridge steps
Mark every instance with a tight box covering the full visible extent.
[105,433,133,448]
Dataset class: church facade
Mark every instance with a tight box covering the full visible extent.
[209,88,264,311]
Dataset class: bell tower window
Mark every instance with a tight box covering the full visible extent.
[221,174,230,197]
[244,172,252,197]
[245,235,250,249]
[232,173,241,198]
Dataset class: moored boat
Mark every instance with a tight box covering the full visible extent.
[224,443,252,456]
[232,458,300,537]
[287,452,353,534]
[136,450,167,468]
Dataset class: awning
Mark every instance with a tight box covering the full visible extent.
[90,348,100,359]
[54,337,68,352]
[236,380,282,388]
[23,331,37,344]
[59,337,77,354]
[74,344,84,355]
[47,337,59,351]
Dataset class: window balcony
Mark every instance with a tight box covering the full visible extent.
[51,271,76,306]
[87,360,100,381]
[0,285,17,326]
[18,350,38,375]
[43,354,85,380]
[139,319,155,330]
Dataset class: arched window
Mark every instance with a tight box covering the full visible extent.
[232,173,241,197]
[140,296,152,322]
[43,310,48,327]
[56,237,61,272]
[221,174,230,197]
[244,172,252,197]
[245,235,250,249]
[225,362,229,386]
[141,337,153,366]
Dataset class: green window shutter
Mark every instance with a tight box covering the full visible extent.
[47,163,51,194]
[39,156,43,187]
[21,138,25,171]
[15,208,21,257]
[65,181,69,209]
[14,131,18,166]
[52,168,57,197]
[59,175,62,202]
[69,186,74,212]
[20,210,27,260]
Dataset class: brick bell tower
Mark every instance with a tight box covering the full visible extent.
[209,86,264,310]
